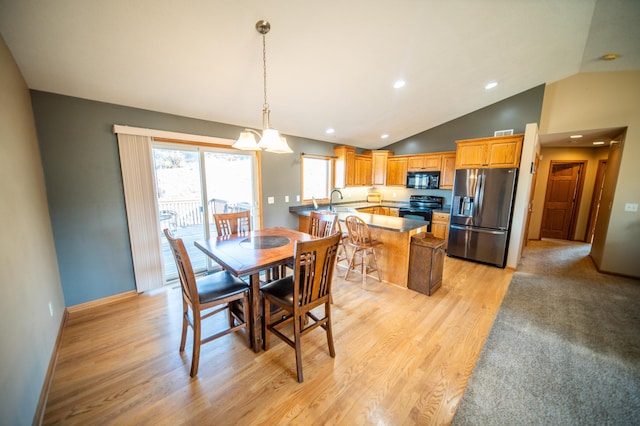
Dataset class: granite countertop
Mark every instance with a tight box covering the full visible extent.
[289,201,428,233]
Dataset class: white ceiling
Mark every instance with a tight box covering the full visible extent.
[1,0,638,150]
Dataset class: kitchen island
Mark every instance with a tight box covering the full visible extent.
[290,205,428,287]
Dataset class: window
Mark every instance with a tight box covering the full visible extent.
[301,154,333,203]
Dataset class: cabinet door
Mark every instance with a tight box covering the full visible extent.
[423,154,442,171]
[407,155,425,171]
[334,146,356,187]
[440,153,456,189]
[371,151,391,186]
[455,141,487,169]
[408,154,441,171]
[355,156,372,186]
[389,208,399,217]
[487,137,522,168]
[386,157,408,186]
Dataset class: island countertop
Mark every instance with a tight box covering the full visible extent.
[290,203,432,288]
[291,208,428,233]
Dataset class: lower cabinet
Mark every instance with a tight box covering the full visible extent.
[431,212,450,249]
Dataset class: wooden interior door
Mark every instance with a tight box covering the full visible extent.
[540,161,585,240]
[585,160,607,243]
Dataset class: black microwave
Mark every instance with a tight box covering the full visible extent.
[406,171,440,189]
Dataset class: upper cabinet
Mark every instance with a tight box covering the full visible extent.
[455,134,523,169]
[440,152,456,189]
[334,146,372,187]
[386,156,408,186]
[407,154,442,171]
[371,150,393,186]
[354,154,372,186]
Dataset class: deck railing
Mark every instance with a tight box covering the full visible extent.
[158,199,251,228]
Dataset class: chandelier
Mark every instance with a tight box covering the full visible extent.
[233,20,293,154]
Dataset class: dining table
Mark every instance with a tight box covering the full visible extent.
[194,226,314,352]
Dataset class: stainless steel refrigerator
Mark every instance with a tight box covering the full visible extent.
[447,168,518,268]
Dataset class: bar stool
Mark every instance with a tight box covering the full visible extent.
[344,215,383,288]
[335,220,351,270]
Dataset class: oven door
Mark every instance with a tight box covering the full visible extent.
[398,209,432,231]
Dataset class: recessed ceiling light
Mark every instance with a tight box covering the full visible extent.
[570,134,583,139]
[393,80,406,89]
[485,82,498,90]
[325,128,335,135]
[593,141,605,145]
[381,133,389,139]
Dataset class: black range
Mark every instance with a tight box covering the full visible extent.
[398,195,444,231]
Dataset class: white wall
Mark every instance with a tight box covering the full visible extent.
[0,36,65,423]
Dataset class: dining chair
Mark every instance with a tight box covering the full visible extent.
[214,210,251,236]
[164,229,250,377]
[344,215,383,288]
[261,232,341,383]
[308,210,338,238]
[214,209,285,282]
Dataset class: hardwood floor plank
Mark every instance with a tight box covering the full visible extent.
[43,256,512,425]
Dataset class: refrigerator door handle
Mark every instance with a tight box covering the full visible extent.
[474,173,483,226]
[450,224,505,235]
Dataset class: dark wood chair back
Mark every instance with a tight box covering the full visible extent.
[261,232,341,382]
[164,229,249,377]
[308,211,338,238]
[214,210,251,236]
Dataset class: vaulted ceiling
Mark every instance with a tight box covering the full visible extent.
[1,0,638,149]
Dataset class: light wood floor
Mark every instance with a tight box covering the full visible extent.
[43,256,513,425]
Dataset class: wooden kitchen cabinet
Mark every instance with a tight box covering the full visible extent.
[386,156,407,186]
[455,134,523,169]
[354,155,372,186]
[371,150,393,186]
[408,154,441,171]
[440,152,456,189]
[335,146,372,187]
[431,212,450,249]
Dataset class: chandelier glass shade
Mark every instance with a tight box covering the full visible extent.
[233,20,293,154]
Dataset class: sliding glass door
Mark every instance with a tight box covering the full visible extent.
[153,143,258,283]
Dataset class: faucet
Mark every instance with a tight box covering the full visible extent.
[329,189,344,212]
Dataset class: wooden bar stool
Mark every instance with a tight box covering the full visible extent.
[344,215,383,289]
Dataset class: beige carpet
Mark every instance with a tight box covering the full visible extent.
[453,239,640,425]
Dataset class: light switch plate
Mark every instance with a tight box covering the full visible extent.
[285,195,289,203]
[267,196,275,204]
[624,203,638,212]
[296,195,300,202]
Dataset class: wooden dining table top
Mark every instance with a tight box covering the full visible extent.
[194,227,314,277]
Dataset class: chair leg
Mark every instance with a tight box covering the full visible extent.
[362,249,368,289]
[180,306,188,352]
[242,292,250,348]
[325,302,335,357]
[190,317,201,377]
[293,312,304,383]
[370,247,382,282]
[262,297,271,350]
[344,247,359,280]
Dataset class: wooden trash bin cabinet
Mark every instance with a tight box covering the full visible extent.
[408,233,445,296]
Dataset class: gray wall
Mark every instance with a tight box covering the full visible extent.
[30,91,335,306]
[383,85,545,154]
[1,38,65,424]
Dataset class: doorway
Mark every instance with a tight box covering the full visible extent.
[153,142,259,282]
[585,160,607,243]
[540,161,586,240]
